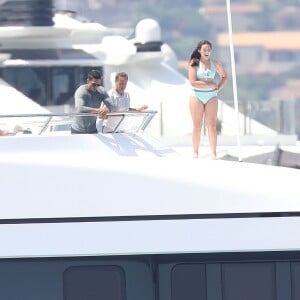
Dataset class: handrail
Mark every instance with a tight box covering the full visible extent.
[0,110,158,118]
[0,111,158,135]
[102,111,157,133]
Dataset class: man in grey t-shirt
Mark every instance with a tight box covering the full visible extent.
[71,70,112,134]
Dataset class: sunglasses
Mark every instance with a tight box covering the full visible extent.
[91,83,101,87]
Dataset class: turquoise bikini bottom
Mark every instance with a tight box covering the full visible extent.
[192,88,218,105]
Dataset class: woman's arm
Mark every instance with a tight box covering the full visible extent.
[188,65,218,90]
[214,60,228,91]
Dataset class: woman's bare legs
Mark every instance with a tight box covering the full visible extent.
[204,97,218,159]
[189,96,205,158]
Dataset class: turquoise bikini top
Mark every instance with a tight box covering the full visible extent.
[196,60,216,80]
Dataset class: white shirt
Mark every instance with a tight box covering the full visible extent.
[107,88,130,112]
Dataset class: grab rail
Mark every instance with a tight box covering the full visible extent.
[0,110,157,135]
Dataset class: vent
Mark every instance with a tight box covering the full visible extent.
[135,41,163,52]
[0,0,54,26]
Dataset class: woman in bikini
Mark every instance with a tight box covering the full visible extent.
[188,40,228,159]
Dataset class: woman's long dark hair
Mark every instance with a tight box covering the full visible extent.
[188,40,212,67]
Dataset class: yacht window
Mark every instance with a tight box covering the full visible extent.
[0,66,102,106]
[291,262,300,300]
[63,265,126,300]
[171,264,206,300]
[1,67,47,105]
[51,67,76,105]
[222,262,275,300]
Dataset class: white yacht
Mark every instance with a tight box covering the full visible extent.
[0,2,300,300]
[0,111,299,300]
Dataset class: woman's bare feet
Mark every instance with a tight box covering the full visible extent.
[193,152,198,159]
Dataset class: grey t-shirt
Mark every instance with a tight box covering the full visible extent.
[71,85,112,133]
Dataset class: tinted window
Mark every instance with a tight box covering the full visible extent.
[222,262,275,300]
[291,262,300,300]
[171,264,206,300]
[0,66,102,106]
[63,265,126,300]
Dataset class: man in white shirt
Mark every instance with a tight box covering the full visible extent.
[108,72,148,112]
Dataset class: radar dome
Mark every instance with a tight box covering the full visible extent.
[135,18,161,43]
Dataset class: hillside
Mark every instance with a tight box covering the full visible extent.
[62,0,300,60]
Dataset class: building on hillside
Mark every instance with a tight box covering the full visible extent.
[199,4,262,32]
[216,31,300,137]
[270,79,300,101]
[217,31,300,75]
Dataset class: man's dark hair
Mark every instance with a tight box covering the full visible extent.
[87,69,102,81]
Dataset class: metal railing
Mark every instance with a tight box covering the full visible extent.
[0,110,157,135]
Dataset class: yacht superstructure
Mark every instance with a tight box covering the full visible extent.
[0,3,300,298]
[0,0,282,140]
[0,120,299,300]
